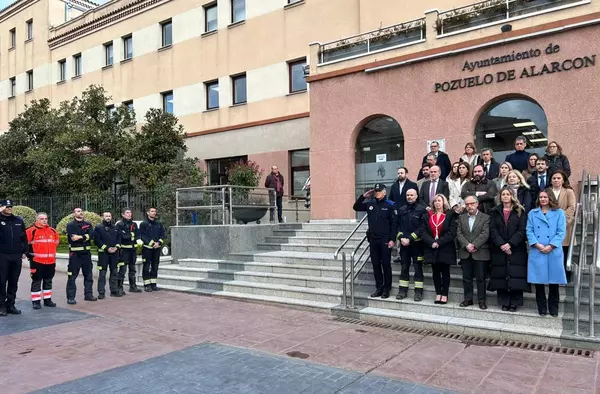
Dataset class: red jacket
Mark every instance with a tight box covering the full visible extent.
[26,222,60,264]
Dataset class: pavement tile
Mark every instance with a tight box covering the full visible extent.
[477,375,535,394]
[493,354,548,376]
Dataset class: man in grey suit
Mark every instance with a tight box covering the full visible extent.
[457,195,491,310]
[418,165,450,209]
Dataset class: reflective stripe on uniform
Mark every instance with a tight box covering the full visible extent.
[98,266,103,271]
[67,271,72,276]
[150,279,157,284]
[43,290,52,299]
[117,262,125,267]
[70,246,90,251]
[130,232,135,239]
[158,239,164,244]
[143,245,154,249]
[100,244,107,251]
[414,281,424,289]
[84,234,90,241]
[143,279,151,285]
[31,291,42,301]
[121,244,134,249]
[399,280,410,287]
[396,232,403,239]
[417,256,424,261]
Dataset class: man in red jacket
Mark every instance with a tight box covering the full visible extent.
[26,212,60,309]
[264,165,284,223]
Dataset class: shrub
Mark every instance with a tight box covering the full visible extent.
[56,211,103,235]
[11,205,37,228]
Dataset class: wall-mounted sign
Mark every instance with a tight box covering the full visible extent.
[426,139,446,153]
[376,154,387,163]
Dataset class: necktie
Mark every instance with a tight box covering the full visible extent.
[430,181,436,201]
[539,175,546,190]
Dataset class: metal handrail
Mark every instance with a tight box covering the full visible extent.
[566,202,581,272]
[571,170,587,336]
[590,203,599,337]
[333,215,367,260]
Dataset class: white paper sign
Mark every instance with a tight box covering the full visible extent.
[426,139,446,153]
[375,154,387,163]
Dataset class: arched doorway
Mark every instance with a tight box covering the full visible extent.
[355,116,404,199]
[475,97,548,163]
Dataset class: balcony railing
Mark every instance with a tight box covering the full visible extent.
[437,0,587,35]
[318,18,426,65]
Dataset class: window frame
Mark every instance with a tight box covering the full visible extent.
[9,28,16,49]
[122,34,133,60]
[231,73,247,105]
[9,77,16,97]
[73,53,82,77]
[104,42,114,66]
[160,19,172,47]
[205,80,219,110]
[26,70,33,91]
[231,0,246,24]
[288,58,308,93]
[162,91,174,114]
[204,3,218,33]
[26,19,33,40]
[58,59,67,82]
[290,149,310,198]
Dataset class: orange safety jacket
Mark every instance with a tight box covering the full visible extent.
[26,222,60,264]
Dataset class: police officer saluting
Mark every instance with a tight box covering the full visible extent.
[0,199,27,316]
[94,211,122,299]
[66,208,97,304]
[140,207,165,292]
[353,184,396,299]
[116,208,142,293]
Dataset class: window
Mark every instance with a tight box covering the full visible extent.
[9,77,15,97]
[291,150,310,197]
[161,20,172,47]
[26,70,33,91]
[58,59,66,81]
[104,42,113,66]
[206,80,219,109]
[231,0,245,23]
[107,105,116,117]
[123,100,134,112]
[288,59,307,93]
[26,20,33,40]
[123,35,132,60]
[9,28,16,48]
[232,74,247,105]
[207,155,247,185]
[204,3,217,32]
[73,54,82,77]
[162,91,173,114]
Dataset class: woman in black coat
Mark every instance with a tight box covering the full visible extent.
[419,194,457,305]
[489,187,529,312]
[543,140,571,179]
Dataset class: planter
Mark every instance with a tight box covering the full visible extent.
[232,207,269,224]
[509,0,579,18]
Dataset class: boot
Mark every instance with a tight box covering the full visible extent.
[144,285,153,292]
[67,299,77,305]
[414,288,423,302]
[110,292,122,297]
[396,287,408,300]
[43,299,57,307]
[129,282,142,293]
[84,295,98,301]
[98,294,106,300]
[151,283,160,291]
[118,280,126,296]
[7,305,22,315]
[0,306,6,316]
[32,301,42,310]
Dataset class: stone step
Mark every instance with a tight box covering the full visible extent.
[265,236,365,247]
[230,251,347,267]
[256,242,366,253]
[562,313,600,336]
[278,223,366,231]
[272,229,366,239]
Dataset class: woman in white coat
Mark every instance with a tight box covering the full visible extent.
[448,162,470,214]
[526,190,567,317]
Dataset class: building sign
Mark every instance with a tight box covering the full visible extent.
[375,154,387,163]
[434,43,596,93]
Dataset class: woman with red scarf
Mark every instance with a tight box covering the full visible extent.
[420,194,457,304]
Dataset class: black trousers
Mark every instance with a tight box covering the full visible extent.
[269,192,283,222]
[399,246,423,290]
[0,253,22,308]
[461,257,488,302]
[432,263,450,296]
[30,261,55,302]
[497,289,524,307]
[369,240,392,291]
[142,248,161,285]
[563,246,571,282]
[66,252,93,299]
[97,252,118,295]
[120,248,137,285]
[535,284,560,315]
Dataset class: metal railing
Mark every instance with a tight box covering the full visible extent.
[175,185,310,226]
[334,215,368,308]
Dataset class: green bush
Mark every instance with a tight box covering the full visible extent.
[56,211,103,235]
[11,205,37,228]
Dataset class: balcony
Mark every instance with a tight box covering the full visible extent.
[317,18,426,65]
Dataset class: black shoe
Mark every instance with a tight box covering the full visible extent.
[145,285,153,292]
[67,299,77,305]
[414,289,423,302]
[459,300,473,307]
[501,305,509,311]
[550,311,558,317]
[396,289,408,300]
[381,290,390,299]
[509,305,517,313]
[32,301,41,310]
[0,307,6,316]
[7,306,21,315]
[84,295,98,302]
[98,294,106,300]
[370,289,383,298]
[539,312,547,317]
[119,289,127,296]
[110,292,121,297]
[479,302,487,310]
[44,299,57,307]
[129,286,142,293]
[151,284,160,291]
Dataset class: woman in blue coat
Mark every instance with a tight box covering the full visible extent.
[526,190,567,317]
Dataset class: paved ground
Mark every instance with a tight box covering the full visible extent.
[1,273,599,394]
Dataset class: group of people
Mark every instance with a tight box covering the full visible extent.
[0,203,165,316]
[354,137,574,316]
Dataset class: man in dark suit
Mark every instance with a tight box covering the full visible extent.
[461,164,498,214]
[418,141,451,180]
[457,195,491,310]
[419,166,450,208]
[527,157,553,201]
[481,148,500,180]
[389,167,419,209]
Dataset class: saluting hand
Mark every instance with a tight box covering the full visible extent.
[363,190,374,198]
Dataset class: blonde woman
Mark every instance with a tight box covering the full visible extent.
[449,162,470,214]
[503,170,532,212]
[494,161,513,190]
[550,170,576,281]
[460,142,481,168]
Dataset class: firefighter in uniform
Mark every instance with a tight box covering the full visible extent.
[94,211,122,298]
[66,208,97,304]
[116,208,142,293]
[396,188,426,301]
[26,212,60,309]
[0,200,27,316]
[353,184,397,299]
[140,207,165,292]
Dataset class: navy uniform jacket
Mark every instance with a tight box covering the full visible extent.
[0,213,27,255]
[66,219,93,252]
[94,222,121,253]
[139,217,166,250]
[116,219,140,247]
[353,195,396,242]
[397,203,426,243]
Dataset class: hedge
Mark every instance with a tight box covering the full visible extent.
[56,211,103,235]
[11,205,37,228]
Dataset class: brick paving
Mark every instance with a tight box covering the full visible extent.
[0,273,598,393]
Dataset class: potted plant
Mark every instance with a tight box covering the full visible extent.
[226,160,268,224]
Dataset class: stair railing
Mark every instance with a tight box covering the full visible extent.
[346,235,370,308]
[335,215,367,307]
[570,170,587,336]
[590,198,599,336]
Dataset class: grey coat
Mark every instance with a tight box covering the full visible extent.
[456,211,491,261]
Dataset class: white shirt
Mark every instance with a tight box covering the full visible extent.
[468,211,478,232]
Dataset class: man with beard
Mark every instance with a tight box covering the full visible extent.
[461,164,498,214]
[416,164,431,193]
[116,208,143,293]
[418,141,451,180]
[66,208,97,304]
[395,188,426,301]
[94,211,122,299]
[389,167,419,209]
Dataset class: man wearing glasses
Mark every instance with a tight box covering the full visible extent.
[505,136,531,172]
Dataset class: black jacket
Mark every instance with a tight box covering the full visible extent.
[67,219,93,252]
[389,179,419,208]
[353,195,396,242]
[527,171,553,201]
[94,221,121,253]
[396,202,426,242]
[139,217,166,249]
[0,213,27,255]
[419,211,457,264]
[116,219,139,246]
[488,205,529,291]
[418,151,452,180]
[419,179,450,208]
[265,173,285,196]
[461,178,498,214]
[516,186,533,213]
[482,159,500,180]
[543,154,571,178]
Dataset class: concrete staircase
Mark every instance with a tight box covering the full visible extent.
[159,221,600,349]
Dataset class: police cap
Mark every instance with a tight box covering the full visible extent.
[0,199,13,207]
[373,183,386,191]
